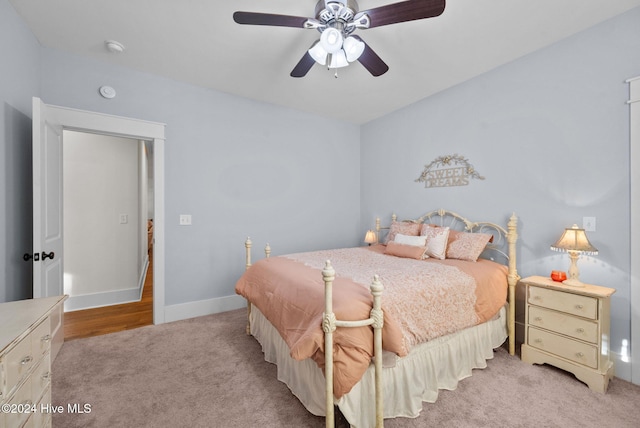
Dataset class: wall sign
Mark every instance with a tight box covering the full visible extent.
[415,154,485,188]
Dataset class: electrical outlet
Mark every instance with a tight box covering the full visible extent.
[179,214,192,226]
[119,214,128,224]
[583,216,596,232]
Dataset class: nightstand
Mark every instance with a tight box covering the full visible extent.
[520,275,615,393]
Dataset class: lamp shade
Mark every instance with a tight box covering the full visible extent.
[364,230,376,245]
[308,41,328,65]
[550,224,598,255]
[320,27,344,54]
[328,50,348,69]
[343,36,365,62]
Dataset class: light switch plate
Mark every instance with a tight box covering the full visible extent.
[179,214,192,226]
[583,216,596,232]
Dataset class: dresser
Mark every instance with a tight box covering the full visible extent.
[520,276,615,392]
[0,296,67,428]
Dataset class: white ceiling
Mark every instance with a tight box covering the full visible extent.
[9,0,640,124]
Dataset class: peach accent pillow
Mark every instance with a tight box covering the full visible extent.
[420,226,450,260]
[446,231,492,261]
[384,241,426,260]
[385,221,421,244]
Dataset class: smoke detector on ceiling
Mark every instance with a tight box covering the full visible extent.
[99,86,116,99]
[105,40,125,53]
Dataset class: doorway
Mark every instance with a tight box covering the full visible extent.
[61,131,154,339]
[32,98,166,328]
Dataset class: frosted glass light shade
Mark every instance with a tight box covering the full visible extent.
[328,50,348,68]
[320,28,344,54]
[308,41,328,65]
[343,36,365,62]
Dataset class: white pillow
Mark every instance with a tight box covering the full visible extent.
[394,233,428,247]
[421,226,450,260]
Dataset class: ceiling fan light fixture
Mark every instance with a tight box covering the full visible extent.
[320,27,344,54]
[308,41,328,65]
[328,49,348,69]
[343,36,364,62]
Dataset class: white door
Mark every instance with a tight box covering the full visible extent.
[32,97,64,298]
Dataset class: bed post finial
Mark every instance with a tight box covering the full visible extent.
[245,237,252,270]
[375,217,381,244]
[265,243,271,258]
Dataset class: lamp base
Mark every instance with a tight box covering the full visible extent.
[562,278,585,287]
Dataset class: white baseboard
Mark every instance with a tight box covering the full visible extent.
[64,287,142,312]
[611,350,632,383]
[163,294,246,323]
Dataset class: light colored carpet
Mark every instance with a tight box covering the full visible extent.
[53,309,640,427]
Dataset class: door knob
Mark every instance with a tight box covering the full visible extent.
[23,253,40,261]
[42,251,55,260]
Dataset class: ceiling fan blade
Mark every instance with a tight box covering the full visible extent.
[352,36,389,77]
[291,52,317,78]
[233,11,309,28]
[361,0,445,28]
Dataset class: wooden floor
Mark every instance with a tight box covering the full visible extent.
[63,251,154,340]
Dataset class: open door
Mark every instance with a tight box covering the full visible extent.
[32,97,64,298]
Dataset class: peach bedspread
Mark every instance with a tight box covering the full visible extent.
[235,245,507,398]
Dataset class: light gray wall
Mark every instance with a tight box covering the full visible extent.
[361,8,640,380]
[38,48,361,306]
[0,0,40,302]
[63,131,140,299]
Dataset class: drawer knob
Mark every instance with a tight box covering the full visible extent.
[20,355,33,365]
[534,317,543,322]
[534,338,543,344]
[42,371,52,381]
[41,334,51,343]
[575,304,584,310]
[576,352,584,358]
[533,295,541,300]
[576,328,585,333]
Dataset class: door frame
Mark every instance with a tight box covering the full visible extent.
[628,76,639,384]
[39,99,167,324]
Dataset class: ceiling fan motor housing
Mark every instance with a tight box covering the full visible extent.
[315,0,359,30]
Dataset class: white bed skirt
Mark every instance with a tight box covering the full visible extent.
[250,304,508,428]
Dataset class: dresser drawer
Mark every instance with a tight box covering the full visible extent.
[4,374,33,428]
[31,352,51,403]
[3,334,35,398]
[31,320,51,359]
[528,286,598,319]
[528,306,598,343]
[527,327,598,369]
[32,385,51,428]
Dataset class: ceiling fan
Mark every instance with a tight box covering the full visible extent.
[233,0,446,78]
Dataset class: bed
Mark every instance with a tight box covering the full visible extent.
[235,209,519,428]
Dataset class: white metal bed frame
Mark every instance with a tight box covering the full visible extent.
[243,209,519,428]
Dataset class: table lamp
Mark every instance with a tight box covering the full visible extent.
[550,224,598,287]
[364,230,376,246]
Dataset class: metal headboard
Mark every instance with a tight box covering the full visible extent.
[376,209,511,264]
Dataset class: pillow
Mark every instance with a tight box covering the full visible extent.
[446,232,492,261]
[384,241,426,260]
[385,221,421,244]
[394,233,428,247]
[420,226,450,260]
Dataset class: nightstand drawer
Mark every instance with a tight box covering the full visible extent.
[528,286,598,319]
[527,327,598,369]
[528,306,598,343]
